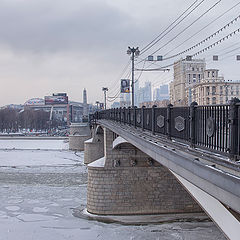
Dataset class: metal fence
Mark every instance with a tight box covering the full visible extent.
[92,99,240,160]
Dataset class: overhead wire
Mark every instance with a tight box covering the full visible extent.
[107,60,131,95]
[164,1,240,57]
[149,0,222,56]
[192,27,240,57]
[161,13,240,61]
[140,0,200,53]
[140,0,206,56]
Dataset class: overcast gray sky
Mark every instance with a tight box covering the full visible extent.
[0,0,239,106]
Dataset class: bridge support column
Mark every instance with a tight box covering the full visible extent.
[84,125,104,164]
[87,127,202,215]
[69,123,91,151]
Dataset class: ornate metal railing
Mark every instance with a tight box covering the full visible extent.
[90,98,240,160]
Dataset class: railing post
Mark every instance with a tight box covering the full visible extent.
[152,105,157,135]
[117,108,119,122]
[123,107,126,124]
[119,107,122,124]
[114,108,116,121]
[134,106,137,128]
[190,102,198,148]
[229,98,240,160]
[142,106,145,131]
[128,107,131,126]
[167,104,173,140]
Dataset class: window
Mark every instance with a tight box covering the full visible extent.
[198,74,201,82]
[193,74,196,82]
[212,86,216,95]
[212,71,215,77]
[206,97,210,104]
[192,67,195,71]
[208,71,210,77]
[212,97,216,104]
[206,86,210,95]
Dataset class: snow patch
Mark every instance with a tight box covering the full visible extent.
[88,157,105,168]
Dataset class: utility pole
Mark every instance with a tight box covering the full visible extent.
[127,47,140,108]
[102,87,108,110]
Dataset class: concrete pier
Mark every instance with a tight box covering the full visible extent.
[69,123,91,151]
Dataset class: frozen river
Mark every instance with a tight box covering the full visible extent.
[0,138,226,240]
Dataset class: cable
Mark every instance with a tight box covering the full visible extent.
[192,27,240,57]
[140,0,199,53]
[164,1,240,57]
[107,91,121,102]
[107,60,131,94]
[140,0,206,56]
[162,13,240,61]
[149,0,222,56]
[107,90,121,99]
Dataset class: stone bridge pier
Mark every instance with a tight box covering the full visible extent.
[84,125,104,164]
[85,125,202,215]
[69,123,91,151]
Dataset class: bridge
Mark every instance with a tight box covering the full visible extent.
[79,99,240,240]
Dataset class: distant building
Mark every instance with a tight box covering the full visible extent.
[191,69,240,105]
[2,104,24,111]
[83,88,88,116]
[139,99,170,108]
[137,81,152,105]
[153,85,169,101]
[111,102,120,108]
[170,58,206,106]
[24,93,84,124]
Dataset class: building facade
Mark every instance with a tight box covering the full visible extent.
[191,69,240,105]
[170,58,206,106]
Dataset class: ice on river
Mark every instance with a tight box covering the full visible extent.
[0,138,226,240]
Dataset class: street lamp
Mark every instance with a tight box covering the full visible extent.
[102,87,108,110]
[95,101,100,111]
[127,47,140,108]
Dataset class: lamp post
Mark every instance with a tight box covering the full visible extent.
[102,87,108,110]
[95,101,99,111]
[127,47,140,108]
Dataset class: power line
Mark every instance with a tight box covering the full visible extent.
[107,60,131,94]
[164,1,240,57]
[149,0,222,56]
[162,13,240,61]
[140,0,206,56]
[107,91,121,102]
[140,0,199,53]
[192,27,240,57]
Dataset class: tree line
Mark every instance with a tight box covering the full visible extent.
[0,108,62,133]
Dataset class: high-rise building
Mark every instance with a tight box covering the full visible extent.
[83,88,88,116]
[170,58,206,106]
[83,88,87,105]
[134,80,140,107]
[153,85,169,101]
[137,81,152,104]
